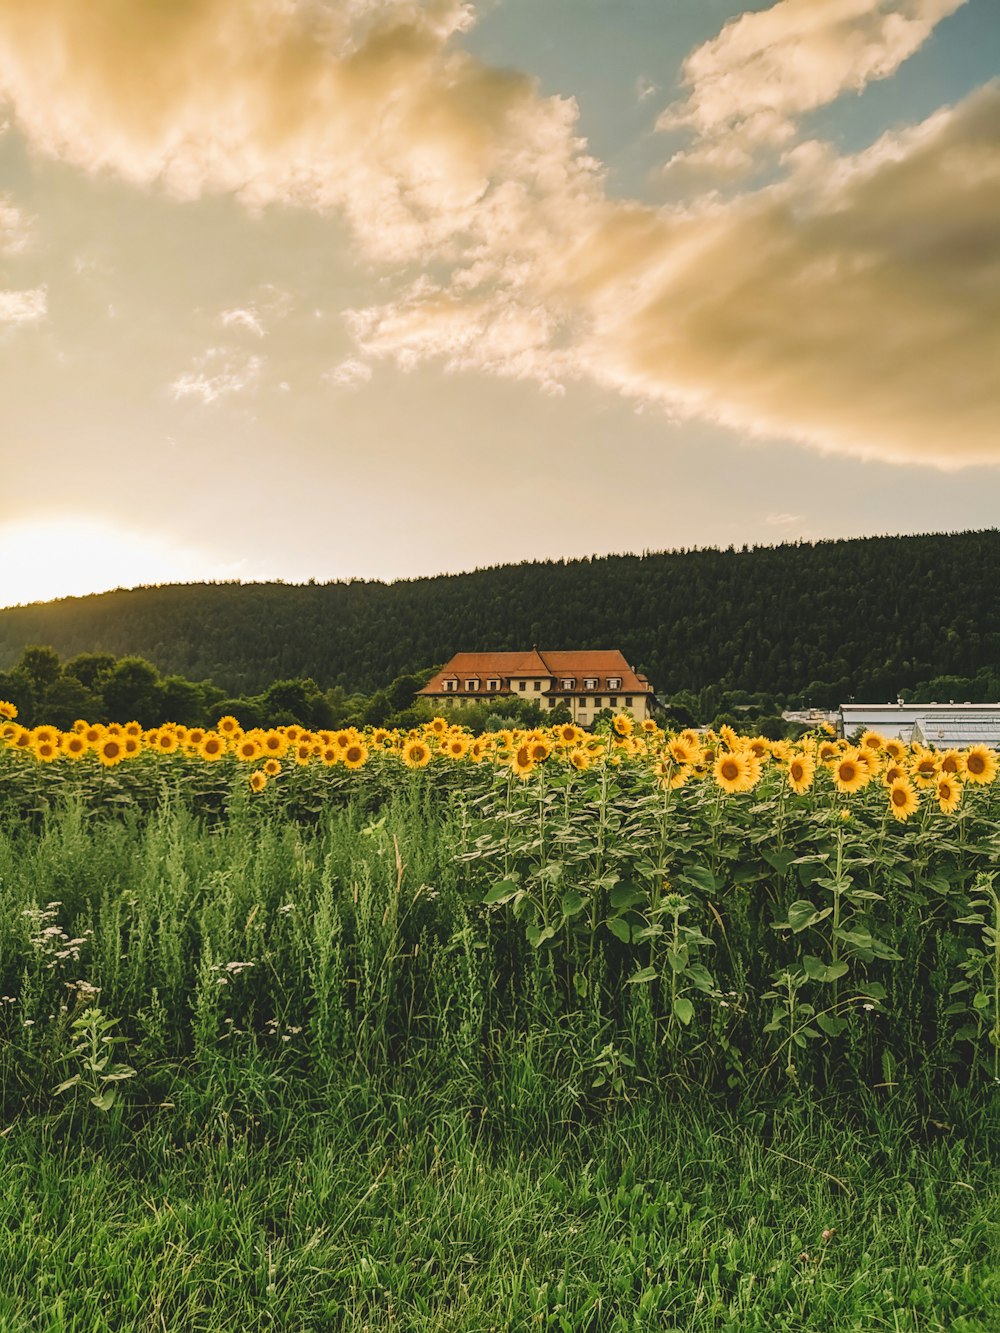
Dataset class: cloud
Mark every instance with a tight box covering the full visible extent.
[0,193,32,255]
[170,347,264,404]
[766,512,805,527]
[325,356,373,388]
[0,285,46,323]
[0,0,997,467]
[220,307,266,338]
[357,82,1000,467]
[0,0,585,264]
[659,0,966,179]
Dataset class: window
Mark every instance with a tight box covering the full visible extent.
[592,696,602,709]
[609,696,618,707]
[548,697,557,708]
[465,679,479,691]
[487,678,500,691]
[608,677,622,690]
[625,696,633,707]
[561,678,575,689]
[578,696,587,708]
[533,680,541,690]
[518,680,526,692]
[583,677,598,690]
[443,679,457,692]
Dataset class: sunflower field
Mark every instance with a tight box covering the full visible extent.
[2,698,999,1328]
[2,699,999,1096]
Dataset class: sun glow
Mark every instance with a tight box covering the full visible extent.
[0,517,243,607]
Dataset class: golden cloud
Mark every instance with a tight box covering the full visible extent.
[0,0,997,467]
[658,0,966,178]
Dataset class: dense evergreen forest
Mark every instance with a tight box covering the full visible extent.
[0,531,997,712]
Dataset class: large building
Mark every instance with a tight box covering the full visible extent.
[839,702,1000,745]
[418,649,655,724]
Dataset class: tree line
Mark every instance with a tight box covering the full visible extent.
[0,530,996,717]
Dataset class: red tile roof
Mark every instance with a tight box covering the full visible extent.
[418,649,653,697]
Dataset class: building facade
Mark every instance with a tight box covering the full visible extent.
[418,649,655,724]
[839,701,1000,744]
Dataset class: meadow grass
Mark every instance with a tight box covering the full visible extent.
[2,1087,997,1331]
[0,761,998,1329]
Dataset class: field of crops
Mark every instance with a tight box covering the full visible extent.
[2,701,999,1329]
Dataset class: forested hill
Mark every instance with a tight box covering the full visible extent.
[0,531,997,703]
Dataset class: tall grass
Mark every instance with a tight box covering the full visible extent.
[0,759,998,1328]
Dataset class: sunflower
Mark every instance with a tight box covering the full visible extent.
[569,748,590,772]
[97,736,125,767]
[511,743,535,779]
[401,739,432,769]
[1,721,20,744]
[612,714,633,738]
[529,738,552,763]
[319,745,340,766]
[371,728,390,747]
[911,753,939,788]
[293,741,313,766]
[668,736,698,766]
[884,739,906,762]
[333,730,355,750]
[642,719,658,735]
[860,730,885,753]
[249,770,268,793]
[818,740,840,764]
[11,727,32,751]
[216,715,241,737]
[887,778,918,822]
[33,738,60,762]
[185,727,207,749]
[832,751,866,794]
[938,749,963,776]
[343,742,369,770]
[935,775,961,814]
[429,717,448,736]
[284,725,302,742]
[235,736,263,762]
[263,758,282,777]
[156,730,180,755]
[883,763,906,787]
[718,724,739,751]
[468,739,486,763]
[61,733,88,759]
[123,736,142,758]
[557,723,580,745]
[963,745,998,785]
[0,700,17,721]
[199,733,227,761]
[680,729,700,747]
[32,726,58,748]
[746,737,770,760]
[713,751,753,793]
[786,754,815,795]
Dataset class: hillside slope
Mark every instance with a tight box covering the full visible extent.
[0,531,996,700]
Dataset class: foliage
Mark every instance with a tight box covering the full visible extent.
[0,531,997,706]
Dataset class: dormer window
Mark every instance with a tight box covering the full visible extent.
[608,677,622,690]
[443,678,457,692]
[465,679,479,691]
[583,677,598,690]
[486,677,500,691]
[560,677,575,690]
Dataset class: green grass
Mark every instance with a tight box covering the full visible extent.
[1,1092,997,1331]
[1,767,999,1329]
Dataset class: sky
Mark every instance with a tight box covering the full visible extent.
[0,0,998,606]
